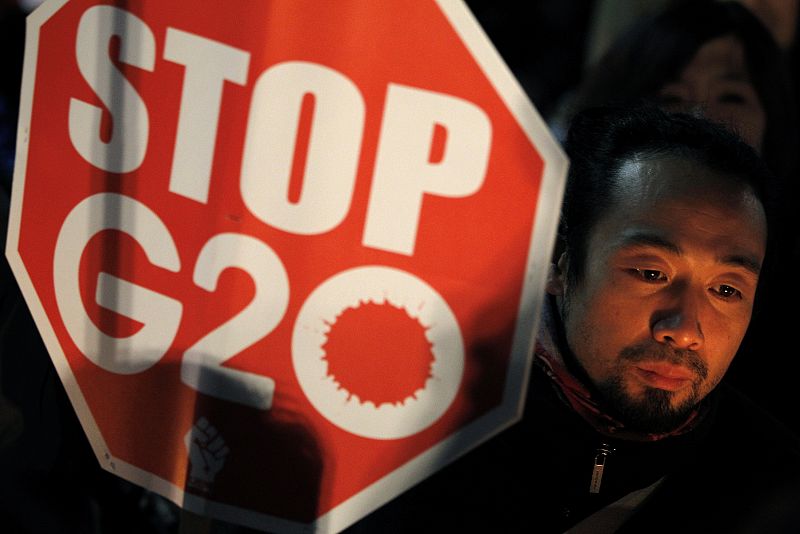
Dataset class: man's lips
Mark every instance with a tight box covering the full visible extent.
[632,362,695,391]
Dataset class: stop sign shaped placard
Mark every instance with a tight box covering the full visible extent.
[8,0,567,531]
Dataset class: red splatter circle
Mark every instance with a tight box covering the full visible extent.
[322,301,434,407]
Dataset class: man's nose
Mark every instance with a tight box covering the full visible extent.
[652,293,705,351]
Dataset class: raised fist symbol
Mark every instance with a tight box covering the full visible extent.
[185,416,230,484]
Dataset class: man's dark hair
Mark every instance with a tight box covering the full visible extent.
[560,103,773,284]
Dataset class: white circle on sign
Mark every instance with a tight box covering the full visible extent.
[292,265,464,440]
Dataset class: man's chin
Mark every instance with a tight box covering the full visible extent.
[626,381,691,406]
[603,380,698,434]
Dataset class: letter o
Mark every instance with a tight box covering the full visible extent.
[292,266,464,440]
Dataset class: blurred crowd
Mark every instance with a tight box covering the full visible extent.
[1,0,799,532]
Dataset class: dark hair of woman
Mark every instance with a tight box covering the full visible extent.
[569,0,798,217]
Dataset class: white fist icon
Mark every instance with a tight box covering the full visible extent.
[185,416,230,484]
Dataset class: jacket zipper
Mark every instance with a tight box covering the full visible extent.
[589,443,614,494]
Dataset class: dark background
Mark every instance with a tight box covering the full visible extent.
[0,1,797,533]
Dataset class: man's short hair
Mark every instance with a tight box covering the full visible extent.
[560,104,772,284]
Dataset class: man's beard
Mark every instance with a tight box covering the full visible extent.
[559,285,712,434]
[596,342,709,434]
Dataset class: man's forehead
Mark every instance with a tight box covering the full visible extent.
[594,154,766,249]
[612,154,754,203]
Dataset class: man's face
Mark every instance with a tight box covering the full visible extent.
[549,156,767,433]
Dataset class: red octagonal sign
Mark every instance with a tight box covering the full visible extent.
[8,0,567,532]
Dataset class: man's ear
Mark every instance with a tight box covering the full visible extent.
[546,252,568,296]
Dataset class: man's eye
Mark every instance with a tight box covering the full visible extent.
[633,269,667,282]
[712,284,743,300]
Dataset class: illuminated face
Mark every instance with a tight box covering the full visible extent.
[547,156,767,433]
[657,35,766,152]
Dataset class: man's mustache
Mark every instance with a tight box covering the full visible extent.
[619,343,708,380]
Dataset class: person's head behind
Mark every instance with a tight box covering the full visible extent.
[572,0,796,182]
[548,104,771,434]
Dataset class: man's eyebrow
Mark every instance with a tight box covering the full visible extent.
[720,254,761,276]
[619,233,681,255]
[619,232,761,275]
